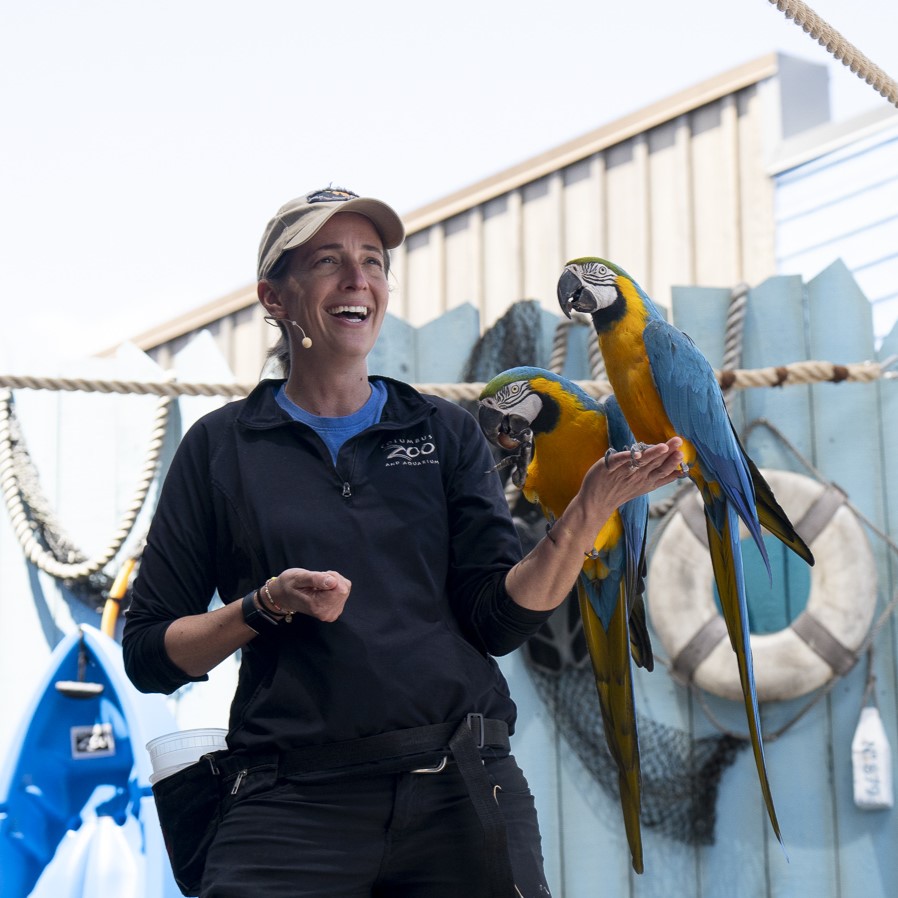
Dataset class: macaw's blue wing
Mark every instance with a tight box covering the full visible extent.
[642,318,768,565]
[619,493,652,672]
[604,395,653,670]
[642,318,785,849]
[578,572,644,873]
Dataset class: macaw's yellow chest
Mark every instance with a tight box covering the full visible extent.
[523,410,607,521]
[598,311,690,457]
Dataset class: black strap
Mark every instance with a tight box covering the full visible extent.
[215,716,509,779]
[449,718,517,897]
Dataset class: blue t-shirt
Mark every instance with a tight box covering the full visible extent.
[275,381,388,464]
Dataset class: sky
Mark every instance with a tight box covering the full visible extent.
[2,0,897,370]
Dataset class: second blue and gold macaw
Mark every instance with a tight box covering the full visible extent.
[558,258,815,850]
[479,367,651,873]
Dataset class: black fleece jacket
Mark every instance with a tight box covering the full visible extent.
[122,377,551,754]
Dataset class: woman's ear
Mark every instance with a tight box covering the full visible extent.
[258,279,285,319]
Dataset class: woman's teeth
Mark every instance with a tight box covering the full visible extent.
[329,306,368,321]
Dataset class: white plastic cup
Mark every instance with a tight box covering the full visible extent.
[146,727,228,784]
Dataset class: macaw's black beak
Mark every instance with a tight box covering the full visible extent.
[557,268,582,319]
[479,404,528,452]
[478,404,505,447]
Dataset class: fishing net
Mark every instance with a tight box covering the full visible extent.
[468,303,746,846]
[528,659,744,845]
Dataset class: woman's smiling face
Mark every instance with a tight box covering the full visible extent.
[276,211,389,360]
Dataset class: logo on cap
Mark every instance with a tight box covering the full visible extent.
[307,187,359,204]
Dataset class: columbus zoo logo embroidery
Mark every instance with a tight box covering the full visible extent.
[382,435,439,467]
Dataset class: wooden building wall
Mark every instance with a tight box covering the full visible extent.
[125,53,836,380]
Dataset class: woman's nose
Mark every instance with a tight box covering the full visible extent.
[341,261,368,289]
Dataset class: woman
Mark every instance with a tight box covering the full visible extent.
[123,186,684,897]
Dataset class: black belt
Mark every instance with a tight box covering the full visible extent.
[209,715,515,896]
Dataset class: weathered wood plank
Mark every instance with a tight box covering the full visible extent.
[875,321,898,891]
[369,311,417,382]
[740,273,837,898]
[807,261,898,898]
[496,652,565,895]
[413,303,481,385]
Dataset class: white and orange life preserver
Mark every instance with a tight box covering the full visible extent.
[648,469,877,702]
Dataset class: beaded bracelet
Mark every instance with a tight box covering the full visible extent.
[262,576,293,623]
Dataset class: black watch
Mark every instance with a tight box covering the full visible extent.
[242,589,281,633]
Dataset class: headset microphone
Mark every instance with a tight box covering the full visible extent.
[262,314,313,348]
[290,321,313,349]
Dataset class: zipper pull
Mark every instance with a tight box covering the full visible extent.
[342,482,352,498]
[230,769,247,795]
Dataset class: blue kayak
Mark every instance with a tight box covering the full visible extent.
[0,625,181,898]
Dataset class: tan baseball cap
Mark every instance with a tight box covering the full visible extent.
[257,186,405,280]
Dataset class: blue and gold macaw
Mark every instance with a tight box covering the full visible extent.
[479,366,651,873]
[558,258,815,848]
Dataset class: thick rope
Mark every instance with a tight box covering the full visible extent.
[0,356,890,404]
[769,0,898,108]
[720,283,749,412]
[721,284,750,371]
[547,317,577,374]
[0,389,171,581]
[587,331,607,383]
[6,407,90,565]
[0,375,244,398]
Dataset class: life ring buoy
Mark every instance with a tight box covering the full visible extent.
[648,469,877,702]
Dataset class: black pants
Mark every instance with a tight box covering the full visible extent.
[201,754,551,897]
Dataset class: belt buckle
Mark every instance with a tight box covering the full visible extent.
[411,756,448,774]
[466,712,485,749]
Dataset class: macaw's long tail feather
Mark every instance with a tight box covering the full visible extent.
[704,504,784,849]
[746,456,815,566]
[622,501,653,671]
[628,595,654,672]
[578,581,644,873]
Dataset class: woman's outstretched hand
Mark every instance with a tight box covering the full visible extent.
[268,568,352,622]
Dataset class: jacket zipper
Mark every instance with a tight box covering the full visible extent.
[338,442,360,499]
[231,769,248,794]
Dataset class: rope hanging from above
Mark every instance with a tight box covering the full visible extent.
[768,0,898,108]
[0,389,170,584]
